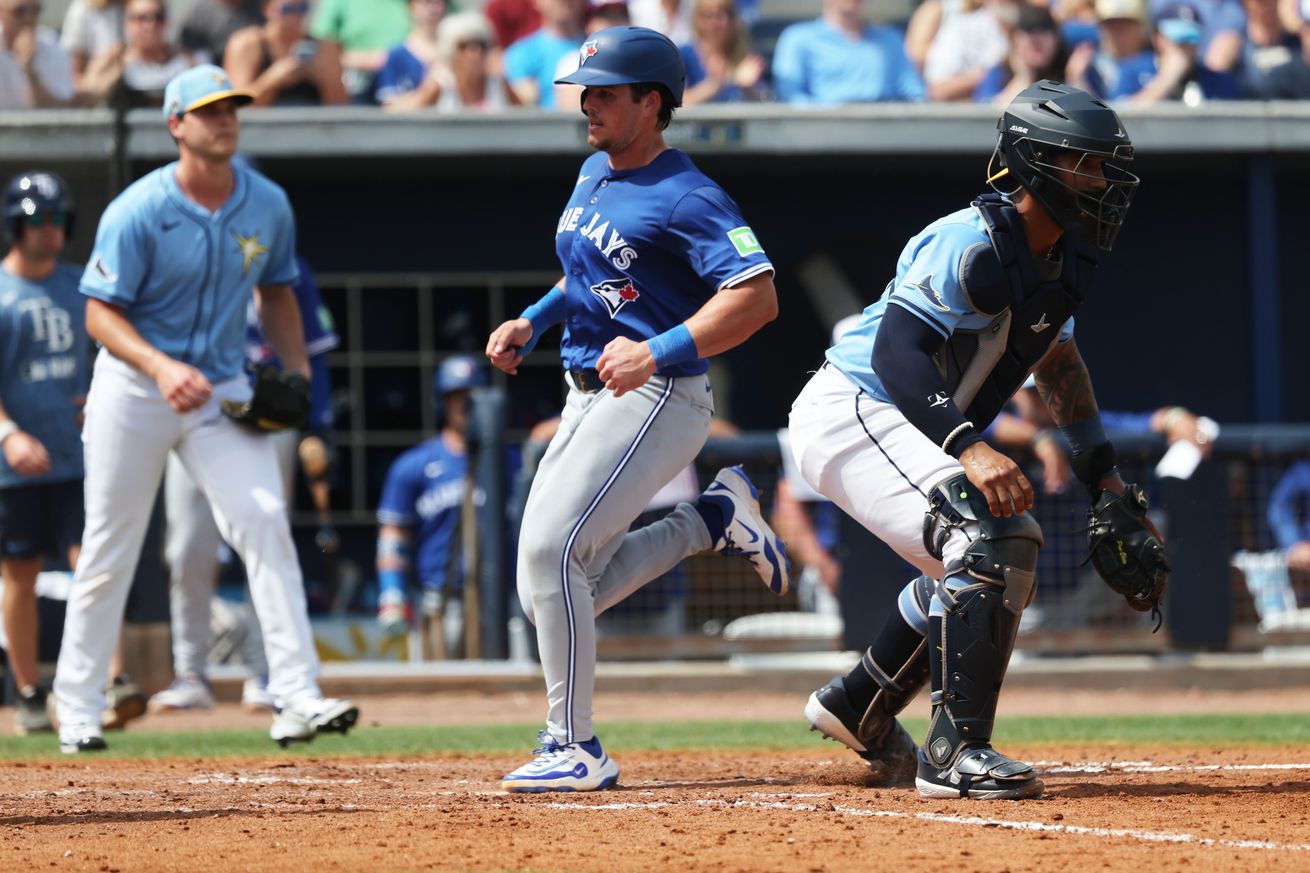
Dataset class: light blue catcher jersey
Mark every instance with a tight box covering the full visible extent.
[80,162,299,383]
[826,204,1074,402]
[554,149,773,377]
[0,263,88,489]
[376,436,468,591]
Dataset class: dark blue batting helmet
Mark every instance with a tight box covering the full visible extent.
[436,355,488,397]
[4,170,75,243]
[554,25,685,107]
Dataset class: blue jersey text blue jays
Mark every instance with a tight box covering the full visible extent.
[554,149,773,377]
[827,203,1074,406]
[0,263,88,488]
[80,162,299,383]
[377,436,468,591]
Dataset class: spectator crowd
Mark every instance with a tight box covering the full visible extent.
[4,0,1310,111]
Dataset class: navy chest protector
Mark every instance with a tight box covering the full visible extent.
[934,194,1098,429]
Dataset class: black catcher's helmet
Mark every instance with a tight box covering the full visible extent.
[991,81,1138,251]
[3,170,75,243]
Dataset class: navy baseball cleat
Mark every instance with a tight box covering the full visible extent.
[915,745,1044,800]
[701,466,791,595]
[805,676,918,786]
[502,731,620,793]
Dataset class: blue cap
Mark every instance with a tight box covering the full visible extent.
[162,65,254,121]
[436,355,488,395]
[1153,0,1202,44]
[555,25,685,107]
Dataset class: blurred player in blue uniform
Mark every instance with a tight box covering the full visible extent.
[149,254,340,713]
[486,26,788,792]
[375,355,486,659]
[790,81,1145,799]
[0,171,87,735]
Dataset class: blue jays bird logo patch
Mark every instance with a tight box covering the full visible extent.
[590,278,639,318]
[579,40,599,65]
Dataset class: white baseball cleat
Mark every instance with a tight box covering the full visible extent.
[148,674,215,713]
[701,465,791,595]
[59,722,107,755]
[270,697,359,747]
[502,731,620,793]
[241,676,276,711]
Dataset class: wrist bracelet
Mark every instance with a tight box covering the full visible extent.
[0,420,18,446]
[941,421,976,456]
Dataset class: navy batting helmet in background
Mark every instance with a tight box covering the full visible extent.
[433,355,488,426]
[554,25,685,106]
[4,170,75,244]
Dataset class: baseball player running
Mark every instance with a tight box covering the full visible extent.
[52,65,357,753]
[487,25,789,793]
[0,171,87,735]
[376,355,486,658]
[150,255,340,713]
[789,82,1167,799]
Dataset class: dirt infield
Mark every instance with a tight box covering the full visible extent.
[1,746,1309,872]
[2,688,1309,872]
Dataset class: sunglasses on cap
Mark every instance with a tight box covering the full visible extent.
[25,213,69,228]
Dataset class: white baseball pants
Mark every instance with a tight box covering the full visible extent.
[163,430,297,679]
[54,353,321,727]
[517,373,714,745]
[787,364,977,577]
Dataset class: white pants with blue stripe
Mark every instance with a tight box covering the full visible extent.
[788,364,984,632]
[517,373,714,745]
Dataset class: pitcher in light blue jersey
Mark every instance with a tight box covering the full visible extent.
[52,65,359,755]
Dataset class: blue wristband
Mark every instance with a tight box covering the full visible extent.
[646,323,698,370]
[519,286,567,355]
[1060,414,1109,456]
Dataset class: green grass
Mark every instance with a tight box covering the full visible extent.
[6,715,1309,762]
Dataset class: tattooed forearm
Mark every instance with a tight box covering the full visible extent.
[1034,339,1101,426]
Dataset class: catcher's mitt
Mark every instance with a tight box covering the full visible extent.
[1084,484,1170,630]
[220,365,309,432]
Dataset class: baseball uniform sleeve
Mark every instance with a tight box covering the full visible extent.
[666,186,774,292]
[292,257,339,359]
[377,450,423,527]
[81,199,150,307]
[884,224,990,339]
[261,194,299,287]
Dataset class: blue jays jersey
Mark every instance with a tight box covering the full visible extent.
[81,162,299,383]
[827,203,1074,407]
[244,256,339,429]
[554,149,773,377]
[377,436,468,591]
[0,263,88,489]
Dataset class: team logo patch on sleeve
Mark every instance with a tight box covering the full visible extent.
[590,278,640,318]
[89,254,118,283]
[727,227,763,257]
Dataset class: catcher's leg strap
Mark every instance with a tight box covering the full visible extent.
[924,493,1043,768]
[849,574,934,744]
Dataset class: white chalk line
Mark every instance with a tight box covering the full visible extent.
[542,797,1310,853]
[1031,760,1310,775]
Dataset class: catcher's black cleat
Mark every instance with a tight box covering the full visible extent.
[804,676,918,786]
[915,744,1043,800]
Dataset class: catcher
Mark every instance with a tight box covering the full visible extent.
[789,80,1168,800]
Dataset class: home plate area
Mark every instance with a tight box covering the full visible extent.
[0,747,1307,872]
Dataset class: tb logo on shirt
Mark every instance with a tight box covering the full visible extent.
[17,297,74,354]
